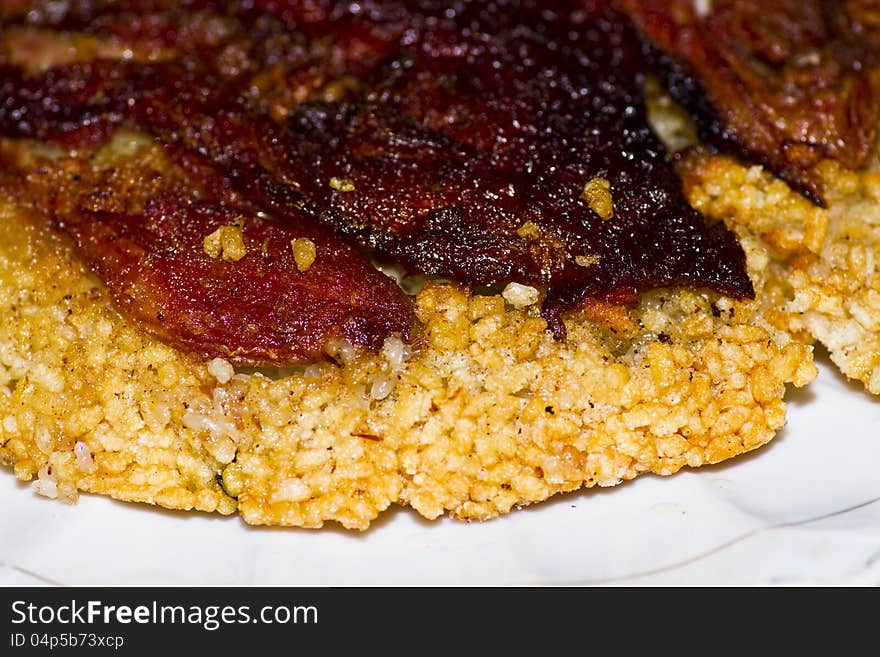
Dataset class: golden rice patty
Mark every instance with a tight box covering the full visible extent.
[683,153,880,395]
[0,191,815,529]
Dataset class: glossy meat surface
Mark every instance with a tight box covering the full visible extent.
[623,0,880,206]
[69,196,413,365]
[0,0,755,353]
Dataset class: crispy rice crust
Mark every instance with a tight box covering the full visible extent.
[0,172,815,528]
[682,152,880,395]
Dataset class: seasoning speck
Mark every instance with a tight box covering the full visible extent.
[581,177,614,220]
[207,357,235,384]
[516,221,541,240]
[203,225,247,262]
[291,238,317,272]
[575,255,600,268]
[502,282,540,308]
[329,177,356,192]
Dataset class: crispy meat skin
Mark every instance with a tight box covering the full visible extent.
[70,196,413,365]
[623,0,880,206]
[5,157,413,366]
[0,0,754,350]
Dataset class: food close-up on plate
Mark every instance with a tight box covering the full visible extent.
[0,0,879,586]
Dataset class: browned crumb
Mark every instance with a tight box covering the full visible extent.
[291,238,317,272]
[581,177,614,220]
[204,225,247,262]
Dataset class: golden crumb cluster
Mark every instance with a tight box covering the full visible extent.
[203,225,247,262]
[0,189,815,528]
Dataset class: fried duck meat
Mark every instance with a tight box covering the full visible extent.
[69,196,414,365]
[622,0,880,206]
[0,0,755,359]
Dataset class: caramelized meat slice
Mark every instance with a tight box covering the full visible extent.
[622,0,880,206]
[132,0,754,334]
[1,1,405,120]
[0,0,755,348]
[62,194,413,365]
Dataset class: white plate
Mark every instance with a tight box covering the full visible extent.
[2,353,878,586]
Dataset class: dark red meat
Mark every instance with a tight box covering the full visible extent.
[62,194,414,365]
[0,0,756,356]
[622,0,880,206]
